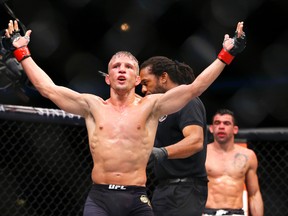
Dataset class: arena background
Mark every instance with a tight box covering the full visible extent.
[0,0,288,128]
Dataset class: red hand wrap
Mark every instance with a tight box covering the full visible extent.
[13,46,31,62]
[217,48,234,65]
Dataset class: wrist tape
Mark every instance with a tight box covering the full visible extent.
[217,48,234,65]
[13,46,31,62]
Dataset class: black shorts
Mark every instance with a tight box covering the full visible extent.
[83,184,154,216]
[152,177,208,216]
[203,208,245,215]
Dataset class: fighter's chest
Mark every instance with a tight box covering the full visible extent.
[207,153,248,177]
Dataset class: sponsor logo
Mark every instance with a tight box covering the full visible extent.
[215,210,228,215]
[108,184,127,190]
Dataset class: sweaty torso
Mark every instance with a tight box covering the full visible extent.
[205,144,250,209]
[84,95,158,186]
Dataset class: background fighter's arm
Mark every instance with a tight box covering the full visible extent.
[246,151,264,216]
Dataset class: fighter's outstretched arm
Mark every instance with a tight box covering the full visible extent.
[2,20,92,117]
[155,21,246,117]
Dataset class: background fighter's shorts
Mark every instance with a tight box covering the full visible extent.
[203,208,244,216]
[83,184,154,216]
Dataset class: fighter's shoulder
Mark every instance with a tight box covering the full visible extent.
[235,144,257,158]
[81,93,106,105]
[140,93,162,103]
[235,144,252,151]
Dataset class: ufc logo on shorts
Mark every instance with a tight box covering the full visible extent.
[108,184,127,190]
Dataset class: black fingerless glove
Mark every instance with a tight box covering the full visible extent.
[218,31,246,65]
[1,30,21,51]
[229,31,246,56]
[152,147,168,162]
[146,147,168,170]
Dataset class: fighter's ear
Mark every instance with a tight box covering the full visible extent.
[160,72,168,84]
[209,124,213,133]
[135,75,141,86]
[105,74,110,85]
[233,125,239,135]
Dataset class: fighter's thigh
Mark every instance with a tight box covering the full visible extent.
[83,195,108,216]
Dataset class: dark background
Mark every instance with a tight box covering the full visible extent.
[1,0,288,128]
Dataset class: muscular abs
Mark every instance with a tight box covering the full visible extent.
[86,100,158,186]
[206,147,249,209]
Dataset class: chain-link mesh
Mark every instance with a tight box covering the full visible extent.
[0,119,91,216]
[0,105,287,216]
[249,140,288,215]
